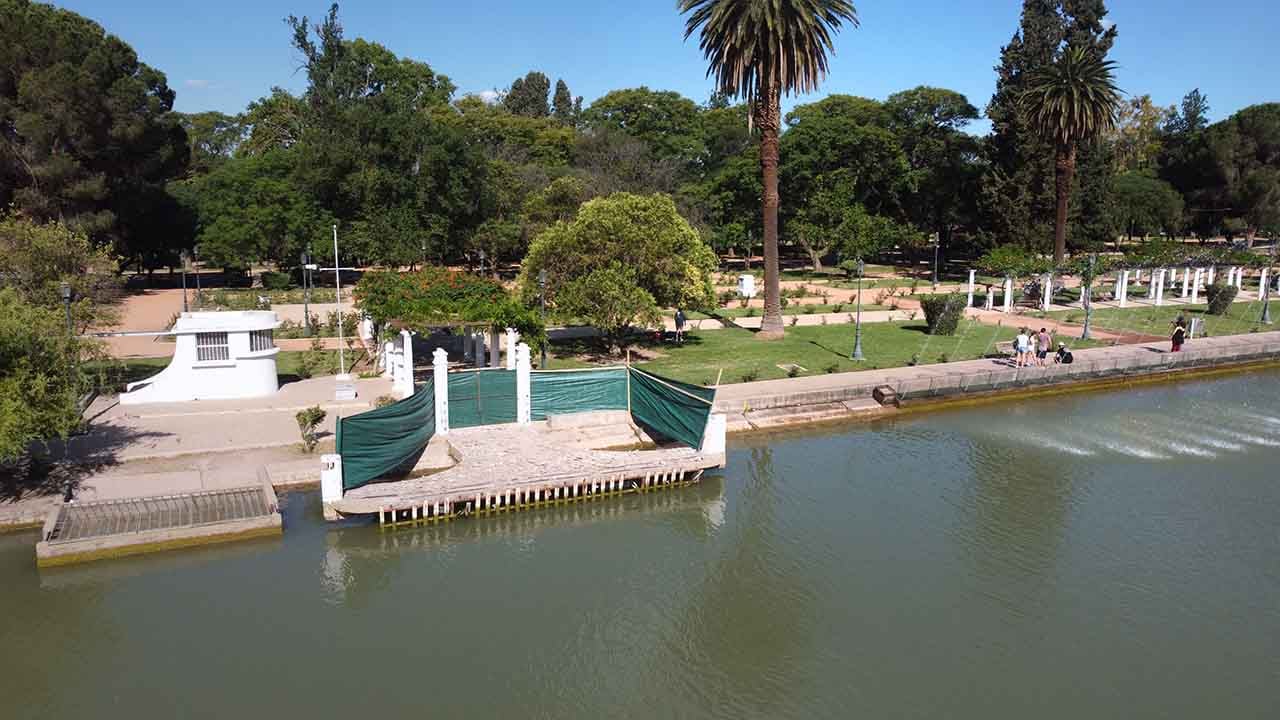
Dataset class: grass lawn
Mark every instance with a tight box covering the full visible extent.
[1047,300,1280,338]
[686,303,890,320]
[549,321,1038,386]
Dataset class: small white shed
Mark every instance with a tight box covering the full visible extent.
[120,311,282,405]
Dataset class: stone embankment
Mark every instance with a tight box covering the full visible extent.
[715,330,1280,432]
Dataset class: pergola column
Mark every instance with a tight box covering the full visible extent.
[489,326,501,368]
[1118,270,1130,308]
[1207,265,1216,286]
[966,269,976,308]
[1042,272,1053,312]
[505,328,520,370]
[516,343,532,424]
[1261,268,1270,299]
[473,331,486,369]
[397,329,415,397]
[1154,268,1166,306]
[1181,267,1191,298]
[1191,268,1204,304]
[1003,276,1013,313]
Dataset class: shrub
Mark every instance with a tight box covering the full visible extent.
[260,271,292,291]
[786,365,801,378]
[295,406,327,453]
[919,293,967,336]
[908,353,919,366]
[803,305,815,314]
[740,367,759,382]
[1205,282,1238,315]
[938,353,950,364]
[375,395,396,408]
[824,361,840,374]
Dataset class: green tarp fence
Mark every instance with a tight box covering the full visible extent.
[448,369,517,429]
[627,367,716,450]
[335,381,435,491]
[531,368,628,420]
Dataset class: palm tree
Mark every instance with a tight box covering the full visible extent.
[680,0,858,338]
[1022,45,1122,265]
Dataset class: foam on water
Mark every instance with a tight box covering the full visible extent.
[1003,429,1096,457]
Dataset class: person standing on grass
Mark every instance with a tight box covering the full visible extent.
[1037,327,1052,367]
[1171,317,1187,352]
[1015,327,1030,367]
[674,308,687,344]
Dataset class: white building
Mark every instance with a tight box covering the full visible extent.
[120,311,282,405]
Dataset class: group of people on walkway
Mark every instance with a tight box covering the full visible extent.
[1014,327,1072,367]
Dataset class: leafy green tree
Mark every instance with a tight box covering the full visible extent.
[1107,95,1173,173]
[679,0,859,338]
[573,128,684,196]
[0,0,189,255]
[838,205,924,268]
[582,87,707,164]
[1201,103,1280,243]
[453,95,576,167]
[1022,45,1121,263]
[0,215,121,328]
[520,192,717,311]
[557,263,662,351]
[175,111,244,176]
[503,71,551,118]
[0,288,92,463]
[239,88,305,156]
[522,175,590,236]
[1112,172,1184,241]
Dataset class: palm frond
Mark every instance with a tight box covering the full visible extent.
[679,0,858,104]
[1022,45,1122,147]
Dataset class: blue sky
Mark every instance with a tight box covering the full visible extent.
[53,0,1278,133]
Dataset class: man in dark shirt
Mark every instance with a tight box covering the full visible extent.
[1055,342,1073,365]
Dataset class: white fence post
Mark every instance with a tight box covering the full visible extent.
[321,454,343,504]
[516,342,532,424]
[433,347,450,435]
[395,329,414,397]
[505,328,519,370]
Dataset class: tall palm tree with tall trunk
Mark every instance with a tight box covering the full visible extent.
[1022,45,1121,265]
[680,0,858,338]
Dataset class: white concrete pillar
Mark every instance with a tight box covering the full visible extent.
[489,327,501,368]
[984,288,994,311]
[505,328,519,370]
[1207,266,1216,286]
[516,342,531,424]
[397,329,414,397]
[1181,267,1191,298]
[1042,273,1053,312]
[1191,268,1203,304]
[382,341,395,378]
[1236,267,1245,289]
[1117,270,1129,308]
[1169,267,1177,287]
[321,454,343,504]
[473,332,486,369]
[432,347,450,435]
[966,269,976,308]
[1154,268,1166,306]
[1261,268,1270,299]
[1003,277,1013,313]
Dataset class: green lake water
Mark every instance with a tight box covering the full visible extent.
[3,371,1280,718]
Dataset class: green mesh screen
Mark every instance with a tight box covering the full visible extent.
[627,368,716,450]
[531,368,628,420]
[335,382,435,491]
[448,369,518,429]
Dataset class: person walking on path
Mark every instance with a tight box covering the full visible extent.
[1036,327,1052,367]
[1171,317,1187,352]
[674,308,687,343]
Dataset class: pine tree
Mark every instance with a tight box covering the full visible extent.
[503,71,551,117]
[980,0,1118,256]
[552,79,576,125]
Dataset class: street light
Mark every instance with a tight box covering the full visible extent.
[851,259,864,361]
[538,269,548,369]
[179,250,189,313]
[60,282,73,337]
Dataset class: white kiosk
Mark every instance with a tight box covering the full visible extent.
[120,311,282,405]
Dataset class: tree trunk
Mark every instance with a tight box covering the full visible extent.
[1053,144,1077,265]
[756,85,784,338]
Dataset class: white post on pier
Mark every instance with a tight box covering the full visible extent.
[505,328,519,370]
[321,454,343,504]
[1191,268,1204,304]
[1118,270,1130,308]
[432,347,450,435]
[966,269,976,308]
[1042,273,1053,312]
[1003,276,1013,313]
[1154,268,1166,306]
[516,342,532,424]
[396,329,414,397]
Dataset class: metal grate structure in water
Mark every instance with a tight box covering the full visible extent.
[37,485,283,567]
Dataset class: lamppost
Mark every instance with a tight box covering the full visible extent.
[180,250,189,313]
[300,250,312,337]
[538,269,548,368]
[60,282,73,337]
[932,233,940,289]
[851,259,865,361]
[193,244,202,308]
